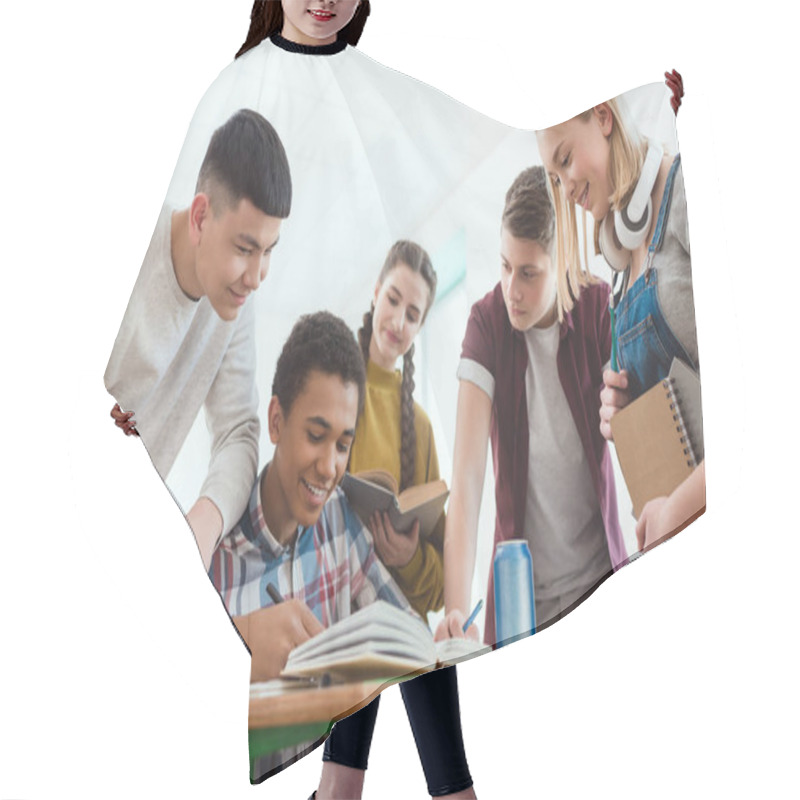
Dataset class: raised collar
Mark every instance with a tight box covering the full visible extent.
[270,32,347,56]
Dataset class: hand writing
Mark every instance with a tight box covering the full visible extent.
[235,600,324,683]
[434,608,480,642]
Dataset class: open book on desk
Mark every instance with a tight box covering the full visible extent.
[340,470,448,539]
[282,601,488,683]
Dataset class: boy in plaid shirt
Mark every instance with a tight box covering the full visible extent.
[210,312,411,681]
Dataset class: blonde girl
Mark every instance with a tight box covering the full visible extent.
[536,90,704,550]
[313,241,475,799]
[538,98,698,391]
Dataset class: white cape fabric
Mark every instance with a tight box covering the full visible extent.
[105,35,697,784]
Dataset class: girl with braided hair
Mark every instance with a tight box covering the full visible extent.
[313,241,476,799]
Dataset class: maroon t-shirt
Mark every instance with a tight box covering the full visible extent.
[460,281,627,644]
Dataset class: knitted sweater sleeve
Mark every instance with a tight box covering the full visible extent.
[198,299,260,535]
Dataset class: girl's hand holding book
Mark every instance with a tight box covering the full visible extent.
[599,369,631,441]
[370,511,419,568]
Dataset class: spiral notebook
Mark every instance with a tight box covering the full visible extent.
[611,358,703,518]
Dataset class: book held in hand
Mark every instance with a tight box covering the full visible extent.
[282,601,487,682]
[610,358,703,518]
[340,469,448,538]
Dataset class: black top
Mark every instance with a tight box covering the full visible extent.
[270,32,347,56]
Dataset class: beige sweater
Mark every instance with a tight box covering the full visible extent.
[104,207,259,534]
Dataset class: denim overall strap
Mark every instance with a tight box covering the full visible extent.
[614,155,695,400]
[644,154,682,277]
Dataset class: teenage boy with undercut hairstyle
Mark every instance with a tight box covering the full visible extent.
[211,312,411,681]
[105,109,292,570]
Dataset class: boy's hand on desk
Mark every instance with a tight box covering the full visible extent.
[370,512,419,568]
[434,609,480,643]
[599,369,630,441]
[236,601,324,683]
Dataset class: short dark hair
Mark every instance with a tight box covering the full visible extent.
[196,109,292,219]
[502,165,555,253]
[272,311,366,418]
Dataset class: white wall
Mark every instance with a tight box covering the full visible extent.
[2,2,797,799]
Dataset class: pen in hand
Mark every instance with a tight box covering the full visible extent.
[462,599,483,633]
[267,582,331,688]
[266,582,284,605]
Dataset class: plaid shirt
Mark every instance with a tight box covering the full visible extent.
[210,465,411,624]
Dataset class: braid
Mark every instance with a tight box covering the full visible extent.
[357,307,373,366]
[348,306,374,474]
[399,344,417,492]
[362,240,436,490]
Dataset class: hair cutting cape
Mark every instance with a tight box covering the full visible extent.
[105,35,701,783]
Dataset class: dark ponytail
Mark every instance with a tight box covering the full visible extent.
[357,305,374,367]
[236,1,372,59]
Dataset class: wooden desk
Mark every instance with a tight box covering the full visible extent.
[249,681,377,729]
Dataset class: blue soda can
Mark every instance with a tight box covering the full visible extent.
[493,539,536,647]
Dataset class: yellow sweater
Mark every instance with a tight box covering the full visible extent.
[349,359,445,616]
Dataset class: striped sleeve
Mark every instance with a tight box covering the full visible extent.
[210,508,285,617]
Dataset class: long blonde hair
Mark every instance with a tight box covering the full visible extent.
[543,98,648,300]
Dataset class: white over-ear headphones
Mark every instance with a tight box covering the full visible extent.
[599,142,663,272]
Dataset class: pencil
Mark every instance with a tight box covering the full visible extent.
[462,599,483,633]
[266,583,284,605]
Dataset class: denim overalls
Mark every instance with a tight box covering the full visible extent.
[614,155,697,400]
